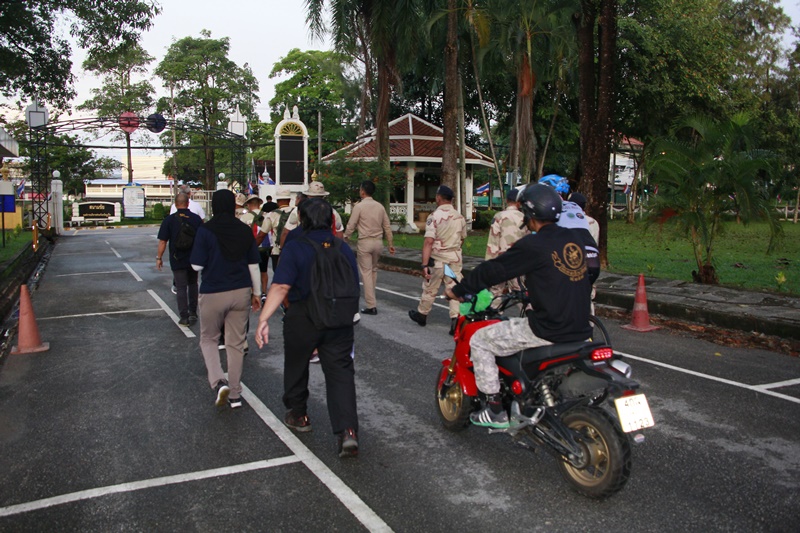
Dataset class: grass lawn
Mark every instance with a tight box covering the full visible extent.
[0,230,34,264]
[391,219,800,296]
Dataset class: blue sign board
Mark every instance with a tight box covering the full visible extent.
[0,195,15,213]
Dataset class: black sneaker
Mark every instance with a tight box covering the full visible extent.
[284,411,312,432]
[228,396,244,409]
[337,428,359,458]
[470,406,510,429]
[360,307,377,315]
[408,310,427,326]
[214,381,230,407]
[188,313,198,324]
[178,317,190,326]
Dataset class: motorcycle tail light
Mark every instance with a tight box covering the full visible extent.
[512,380,524,395]
[591,347,614,361]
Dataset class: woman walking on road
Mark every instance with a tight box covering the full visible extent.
[190,190,262,409]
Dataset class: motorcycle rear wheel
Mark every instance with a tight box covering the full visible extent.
[557,407,632,499]
[435,366,476,431]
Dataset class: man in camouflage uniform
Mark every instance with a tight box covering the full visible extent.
[409,185,467,335]
[485,188,529,300]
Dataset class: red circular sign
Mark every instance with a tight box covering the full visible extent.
[119,112,140,133]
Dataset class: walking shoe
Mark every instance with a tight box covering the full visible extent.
[310,354,320,364]
[449,317,458,336]
[188,313,198,324]
[260,292,267,305]
[360,307,377,315]
[171,283,177,295]
[353,312,361,325]
[228,396,244,409]
[214,381,230,407]
[408,310,427,326]
[337,428,359,458]
[178,317,190,326]
[470,406,510,429]
[284,411,312,432]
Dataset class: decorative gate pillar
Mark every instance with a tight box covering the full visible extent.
[274,106,309,193]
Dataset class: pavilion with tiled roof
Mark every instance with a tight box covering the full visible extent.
[323,113,494,232]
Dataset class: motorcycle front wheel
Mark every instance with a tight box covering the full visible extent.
[557,407,632,499]
[435,365,475,431]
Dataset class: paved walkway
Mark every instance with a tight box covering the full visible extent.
[379,247,800,344]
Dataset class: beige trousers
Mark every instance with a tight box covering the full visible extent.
[357,238,383,309]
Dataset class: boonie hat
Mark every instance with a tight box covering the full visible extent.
[304,181,330,197]
[274,187,292,200]
[235,193,247,206]
[245,194,261,205]
[436,185,454,200]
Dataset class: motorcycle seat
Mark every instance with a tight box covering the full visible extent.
[496,340,601,376]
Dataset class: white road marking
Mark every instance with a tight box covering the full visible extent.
[241,383,393,533]
[0,456,301,518]
[53,270,128,277]
[375,285,449,310]
[147,289,195,338]
[106,243,122,258]
[752,377,800,390]
[618,351,800,405]
[51,252,117,257]
[38,309,162,321]
[122,263,143,282]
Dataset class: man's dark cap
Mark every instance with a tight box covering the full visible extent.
[568,192,587,209]
[507,188,519,202]
[437,185,454,200]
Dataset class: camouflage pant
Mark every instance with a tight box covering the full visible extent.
[469,317,551,395]
[417,259,461,318]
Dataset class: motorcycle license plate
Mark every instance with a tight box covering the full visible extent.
[614,394,655,433]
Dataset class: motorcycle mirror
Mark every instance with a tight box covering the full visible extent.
[443,264,457,280]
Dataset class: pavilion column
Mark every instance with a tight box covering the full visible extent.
[405,163,417,233]
[465,168,474,227]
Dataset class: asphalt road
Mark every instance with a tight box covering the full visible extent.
[0,226,798,532]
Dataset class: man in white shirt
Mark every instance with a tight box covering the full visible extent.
[170,184,206,220]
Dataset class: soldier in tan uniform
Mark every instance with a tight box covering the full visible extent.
[408,185,466,335]
[343,180,395,315]
[485,188,529,300]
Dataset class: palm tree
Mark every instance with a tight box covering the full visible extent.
[647,114,782,284]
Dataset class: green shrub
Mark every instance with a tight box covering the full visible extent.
[473,209,496,230]
[152,203,166,220]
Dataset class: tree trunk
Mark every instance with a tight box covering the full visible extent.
[441,0,459,190]
[356,20,373,136]
[470,33,503,187]
[576,0,617,268]
[516,54,536,180]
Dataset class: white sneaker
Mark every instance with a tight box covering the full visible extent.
[353,312,361,325]
[310,354,320,364]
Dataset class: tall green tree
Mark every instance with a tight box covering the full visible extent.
[647,114,781,284]
[0,0,159,109]
[77,42,155,184]
[154,30,259,190]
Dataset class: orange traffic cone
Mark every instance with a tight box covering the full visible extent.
[11,285,50,354]
[621,274,660,332]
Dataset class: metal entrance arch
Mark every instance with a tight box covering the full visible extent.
[27,115,246,227]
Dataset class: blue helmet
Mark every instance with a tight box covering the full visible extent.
[538,174,570,195]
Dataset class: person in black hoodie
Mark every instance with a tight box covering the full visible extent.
[445,183,596,429]
[191,190,261,409]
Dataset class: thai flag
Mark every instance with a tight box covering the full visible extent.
[267,176,275,185]
[476,182,490,195]
[16,180,25,198]
[623,183,630,195]
[258,174,265,186]
[247,182,254,195]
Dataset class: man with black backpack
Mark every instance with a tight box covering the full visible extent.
[157,192,203,326]
[255,198,361,459]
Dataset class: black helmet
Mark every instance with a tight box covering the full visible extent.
[519,183,562,222]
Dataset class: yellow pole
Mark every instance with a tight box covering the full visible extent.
[32,224,38,252]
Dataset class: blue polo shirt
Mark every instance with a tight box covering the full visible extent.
[157,209,203,270]
[190,226,260,294]
[274,229,359,303]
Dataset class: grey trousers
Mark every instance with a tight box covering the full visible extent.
[469,317,551,395]
[199,287,251,399]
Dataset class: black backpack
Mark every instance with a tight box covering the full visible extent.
[174,215,196,251]
[303,237,359,329]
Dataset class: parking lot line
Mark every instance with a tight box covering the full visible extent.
[53,270,128,277]
[618,351,800,405]
[122,263,143,282]
[147,290,196,338]
[37,309,163,321]
[241,383,393,533]
[0,456,301,518]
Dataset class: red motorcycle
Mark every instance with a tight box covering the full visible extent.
[435,290,654,499]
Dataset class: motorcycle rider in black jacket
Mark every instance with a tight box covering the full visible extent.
[445,183,597,429]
